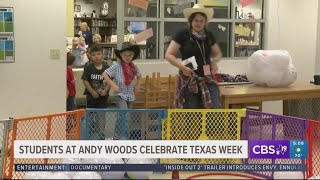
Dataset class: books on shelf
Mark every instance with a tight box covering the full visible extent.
[92,27,100,34]
[91,19,109,27]
[102,47,116,60]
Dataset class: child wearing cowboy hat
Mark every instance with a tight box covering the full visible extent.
[102,42,141,109]
[102,42,141,140]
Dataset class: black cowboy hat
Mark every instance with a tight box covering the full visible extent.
[114,42,140,60]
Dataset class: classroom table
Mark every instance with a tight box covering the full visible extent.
[219,83,320,115]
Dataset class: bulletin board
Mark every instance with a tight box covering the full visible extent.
[0,7,14,63]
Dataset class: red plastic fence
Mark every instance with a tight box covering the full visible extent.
[307,120,320,178]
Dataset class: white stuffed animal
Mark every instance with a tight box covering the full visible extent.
[247,50,297,87]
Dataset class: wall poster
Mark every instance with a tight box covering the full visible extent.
[0,7,14,63]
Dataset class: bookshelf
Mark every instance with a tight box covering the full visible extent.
[74,17,117,42]
[96,43,150,60]
[96,43,117,60]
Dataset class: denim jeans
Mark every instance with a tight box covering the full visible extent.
[114,96,134,140]
[184,82,221,109]
[115,96,133,109]
[66,96,75,111]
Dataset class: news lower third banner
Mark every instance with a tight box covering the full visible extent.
[14,140,308,159]
[14,140,248,159]
[15,164,307,172]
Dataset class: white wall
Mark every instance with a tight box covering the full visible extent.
[266,0,317,82]
[261,0,318,114]
[0,0,66,119]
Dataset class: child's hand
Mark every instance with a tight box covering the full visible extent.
[91,91,99,99]
[99,90,109,97]
[112,85,120,93]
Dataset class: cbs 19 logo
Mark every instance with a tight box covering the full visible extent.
[252,145,287,155]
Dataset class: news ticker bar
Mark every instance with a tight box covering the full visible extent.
[15,164,306,172]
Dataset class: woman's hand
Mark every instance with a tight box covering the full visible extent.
[181,66,194,77]
[211,62,218,75]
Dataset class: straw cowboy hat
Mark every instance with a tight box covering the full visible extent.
[183,4,214,20]
[115,42,140,60]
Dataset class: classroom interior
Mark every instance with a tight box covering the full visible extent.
[0,0,320,179]
[1,0,320,119]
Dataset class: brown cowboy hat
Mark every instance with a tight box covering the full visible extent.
[115,42,140,60]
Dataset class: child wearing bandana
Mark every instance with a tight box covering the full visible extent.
[102,42,141,140]
[102,42,141,109]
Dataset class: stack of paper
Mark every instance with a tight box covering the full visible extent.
[182,56,198,70]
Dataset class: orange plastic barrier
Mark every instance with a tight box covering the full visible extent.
[2,110,85,179]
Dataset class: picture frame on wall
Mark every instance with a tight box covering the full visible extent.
[74,5,81,12]
[0,7,15,63]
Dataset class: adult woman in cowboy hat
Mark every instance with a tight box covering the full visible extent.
[165,4,222,109]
